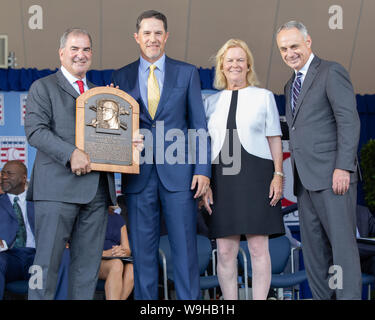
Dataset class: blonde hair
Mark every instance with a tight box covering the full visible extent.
[213,39,259,90]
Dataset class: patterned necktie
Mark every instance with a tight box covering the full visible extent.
[76,80,85,94]
[291,72,303,117]
[13,196,27,248]
[147,65,160,119]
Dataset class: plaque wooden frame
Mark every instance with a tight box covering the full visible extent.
[76,87,139,174]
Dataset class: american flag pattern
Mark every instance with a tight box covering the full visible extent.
[115,178,122,195]
[20,94,28,126]
[0,136,27,169]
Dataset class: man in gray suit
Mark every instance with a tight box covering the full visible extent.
[25,28,116,299]
[276,21,361,299]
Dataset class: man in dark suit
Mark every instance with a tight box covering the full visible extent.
[276,21,361,299]
[25,28,116,299]
[0,160,35,300]
[112,10,211,299]
[356,205,375,276]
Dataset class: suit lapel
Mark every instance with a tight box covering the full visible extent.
[87,80,95,89]
[292,56,321,125]
[154,56,177,120]
[55,69,79,99]
[127,60,150,121]
[0,194,17,222]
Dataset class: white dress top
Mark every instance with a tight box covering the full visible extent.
[204,86,282,161]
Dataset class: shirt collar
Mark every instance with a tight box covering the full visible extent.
[7,190,27,204]
[295,53,315,77]
[139,54,166,74]
[60,65,88,87]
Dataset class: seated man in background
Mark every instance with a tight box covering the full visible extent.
[356,205,375,276]
[0,172,3,194]
[0,160,35,300]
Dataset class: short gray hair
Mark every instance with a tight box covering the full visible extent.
[277,21,309,40]
[59,28,92,49]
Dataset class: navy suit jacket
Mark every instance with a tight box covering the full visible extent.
[0,194,35,247]
[112,56,211,193]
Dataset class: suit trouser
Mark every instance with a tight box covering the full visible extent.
[0,247,35,300]
[28,175,109,300]
[297,178,362,299]
[126,166,200,300]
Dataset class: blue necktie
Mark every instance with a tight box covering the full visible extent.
[13,196,27,248]
[291,72,303,117]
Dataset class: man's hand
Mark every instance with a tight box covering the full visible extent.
[0,240,4,248]
[106,83,119,89]
[191,175,210,199]
[70,148,91,176]
[332,168,350,195]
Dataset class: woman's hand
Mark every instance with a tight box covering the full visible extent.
[102,249,113,257]
[111,245,127,257]
[269,175,283,206]
[202,186,214,215]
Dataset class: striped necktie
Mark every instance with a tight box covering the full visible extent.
[13,196,27,248]
[147,65,160,119]
[291,72,303,117]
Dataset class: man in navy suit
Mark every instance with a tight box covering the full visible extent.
[0,160,35,300]
[112,10,211,299]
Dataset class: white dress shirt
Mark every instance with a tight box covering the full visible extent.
[7,191,36,249]
[295,53,315,85]
[204,86,282,161]
[60,65,89,94]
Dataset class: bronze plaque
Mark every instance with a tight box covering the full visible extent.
[76,87,139,174]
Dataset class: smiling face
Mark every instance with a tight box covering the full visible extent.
[222,47,249,89]
[134,17,169,63]
[59,33,92,79]
[1,161,26,195]
[277,27,312,71]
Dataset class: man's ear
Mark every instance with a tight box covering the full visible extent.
[306,35,312,48]
[134,33,139,44]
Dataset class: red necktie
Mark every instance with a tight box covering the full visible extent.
[76,80,85,94]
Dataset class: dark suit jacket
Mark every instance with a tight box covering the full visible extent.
[356,205,375,238]
[284,56,360,194]
[25,69,116,204]
[112,56,211,193]
[0,194,35,247]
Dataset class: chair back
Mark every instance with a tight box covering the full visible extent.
[238,236,291,275]
[159,234,213,279]
[269,236,291,273]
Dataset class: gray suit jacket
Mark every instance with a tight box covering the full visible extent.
[284,56,360,194]
[25,69,116,204]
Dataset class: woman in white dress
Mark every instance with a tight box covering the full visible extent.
[203,39,284,300]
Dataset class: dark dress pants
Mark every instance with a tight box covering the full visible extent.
[0,247,35,300]
[126,166,200,300]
